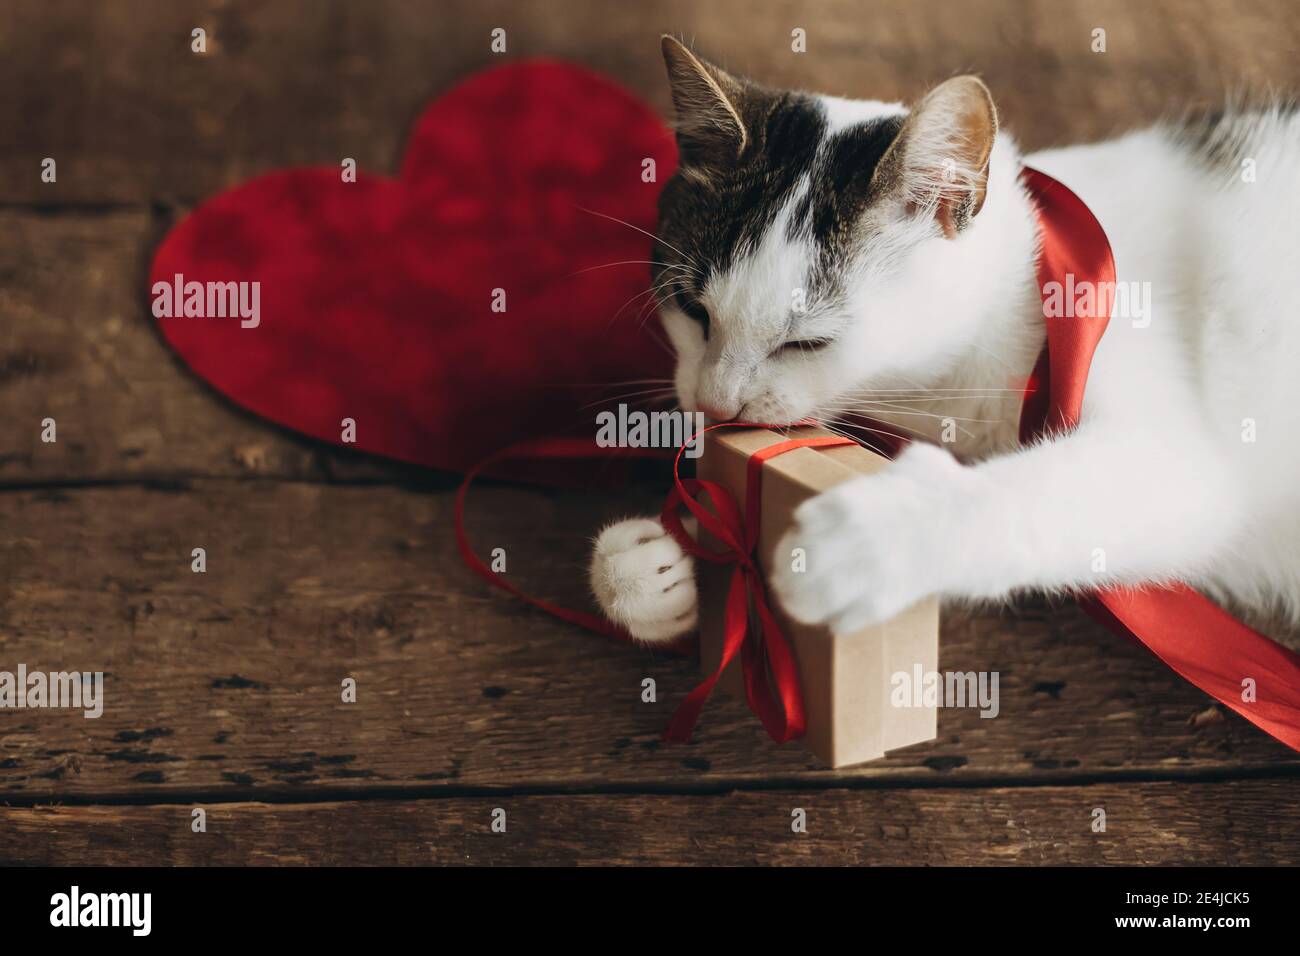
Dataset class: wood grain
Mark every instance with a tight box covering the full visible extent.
[3,0,1299,866]
[0,209,416,484]
[0,480,1293,803]
[6,0,1300,484]
[2,779,1296,865]
[3,0,1298,204]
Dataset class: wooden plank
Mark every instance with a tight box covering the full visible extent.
[2,0,1298,204]
[1,481,1294,803]
[1,778,1296,865]
[0,208,405,483]
[4,0,1298,845]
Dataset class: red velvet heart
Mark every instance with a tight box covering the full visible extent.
[151,61,677,475]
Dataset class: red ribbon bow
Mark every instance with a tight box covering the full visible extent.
[657,424,856,743]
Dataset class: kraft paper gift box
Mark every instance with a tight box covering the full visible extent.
[696,426,939,768]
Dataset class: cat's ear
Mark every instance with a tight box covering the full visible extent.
[877,75,998,238]
[660,36,749,165]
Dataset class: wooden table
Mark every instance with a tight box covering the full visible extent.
[1,0,1298,865]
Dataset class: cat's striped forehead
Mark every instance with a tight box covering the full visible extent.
[655,92,907,314]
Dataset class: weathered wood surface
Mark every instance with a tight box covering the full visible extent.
[4,0,1300,206]
[0,479,1294,804]
[3,0,1300,864]
[0,209,407,483]
[1,198,1290,807]
[3,779,1297,865]
[6,0,1300,484]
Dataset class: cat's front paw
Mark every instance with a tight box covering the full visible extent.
[590,517,698,643]
[769,442,963,632]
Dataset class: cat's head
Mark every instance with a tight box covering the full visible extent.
[652,37,1002,423]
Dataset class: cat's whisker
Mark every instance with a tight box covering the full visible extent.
[967,340,1019,374]
[584,382,678,399]
[636,290,669,328]
[849,387,1028,395]
[644,273,693,301]
[580,386,679,410]
[824,415,926,445]
[830,391,1014,414]
[568,260,698,278]
[823,403,983,439]
[619,394,681,411]
[606,292,656,330]
[593,385,679,401]
[607,275,689,328]
[587,377,675,387]
[548,377,674,390]
[816,416,911,448]
[650,274,695,303]
[835,396,1003,417]
[575,206,701,270]
[822,402,1002,425]
[837,404,1005,416]
[638,272,697,326]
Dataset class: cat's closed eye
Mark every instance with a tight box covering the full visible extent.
[777,338,833,354]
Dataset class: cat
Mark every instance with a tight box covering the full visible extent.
[590,35,1300,647]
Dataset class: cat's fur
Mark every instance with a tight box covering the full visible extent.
[590,36,1300,646]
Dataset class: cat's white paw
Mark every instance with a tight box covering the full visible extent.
[590,516,698,643]
[769,442,964,632]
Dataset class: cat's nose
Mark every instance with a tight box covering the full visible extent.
[698,401,739,423]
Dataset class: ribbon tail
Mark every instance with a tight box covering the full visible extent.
[739,572,806,743]
[663,568,749,742]
[1020,166,1300,754]
[1094,587,1300,751]
[456,437,694,656]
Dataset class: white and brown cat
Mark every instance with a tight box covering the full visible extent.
[591,36,1300,646]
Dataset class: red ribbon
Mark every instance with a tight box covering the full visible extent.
[1020,166,1300,752]
[657,424,856,743]
[453,436,692,657]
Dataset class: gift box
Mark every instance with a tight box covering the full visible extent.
[694,426,940,768]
